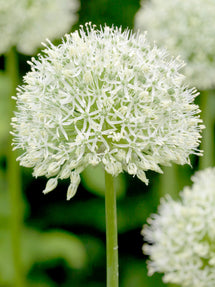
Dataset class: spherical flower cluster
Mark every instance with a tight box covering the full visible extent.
[12,23,203,200]
[0,0,79,55]
[142,167,215,287]
[135,0,215,90]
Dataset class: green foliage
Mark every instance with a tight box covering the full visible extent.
[0,226,87,286]
[78,0,140,29]
[0,173,87,286]
[121,259,166,287]
[22,229,87,270]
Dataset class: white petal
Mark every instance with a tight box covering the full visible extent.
[43,178,58,194]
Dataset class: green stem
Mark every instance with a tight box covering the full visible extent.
[159,165,179,199]
[199,90,214,169]
[105,171,119,287]
[6,47,25,287]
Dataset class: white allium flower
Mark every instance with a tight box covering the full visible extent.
[12,23,203,200]
[135,0,215,90]
[142,167,215,287]
[0,0,79,55]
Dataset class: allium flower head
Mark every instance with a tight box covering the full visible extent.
[0,0,79,55]
[135,0,215,90]
[12,23,203,199]
[142,167,215,287]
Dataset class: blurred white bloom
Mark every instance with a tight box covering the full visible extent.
[12,23,203,199]
[142,167,215,287]
[135,0,215,90]
[0,0,79,55]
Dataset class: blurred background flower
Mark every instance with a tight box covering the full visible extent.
[0,0,79,55]
[135,0,215,170]
[142,167,215,287]
[135,0,215,90]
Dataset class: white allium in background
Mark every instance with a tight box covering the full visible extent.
[0,0,79,55]
[142,167,215,287]
[12,23,203,199]
[135,0,215,90]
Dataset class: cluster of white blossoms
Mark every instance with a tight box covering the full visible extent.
[135,0,215,90]
[142,167,215,287]
[12,23,203,200]
[0,0,79,55]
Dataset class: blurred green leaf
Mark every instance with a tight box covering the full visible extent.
[42,190,157,234]
[28,281,57,287]
[27,266,59,287]
[0,227,87,285]
[0,170,10,225]
[81,234,105,266]
[81,164,126,199]
[23,229,87,270]
[121,258,166,287]
[0,227,14,285]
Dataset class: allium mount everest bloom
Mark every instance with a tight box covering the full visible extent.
[135,0,215,90]
[0,0,79,55]
[12,23,204,199]
[142,167,215,287]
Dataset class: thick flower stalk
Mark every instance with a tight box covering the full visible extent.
[11,23,203,200]
[135,0,215,90]
[142,167,215,287]
[0,0,79,55]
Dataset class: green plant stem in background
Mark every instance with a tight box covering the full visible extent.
[199,90,214,169]
[6,47,25,287]
[105,171,119,287]
[159,165,179,199]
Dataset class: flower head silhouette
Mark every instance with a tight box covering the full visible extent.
[12,23,203,199]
